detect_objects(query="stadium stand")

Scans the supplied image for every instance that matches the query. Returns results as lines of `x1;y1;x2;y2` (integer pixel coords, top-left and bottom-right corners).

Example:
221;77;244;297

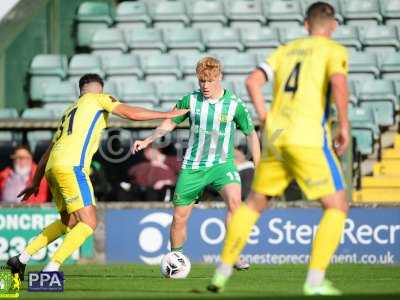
3;0;400;202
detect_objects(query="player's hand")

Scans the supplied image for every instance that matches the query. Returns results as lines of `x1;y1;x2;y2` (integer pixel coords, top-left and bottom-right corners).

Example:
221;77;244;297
164;108;189;119
334;125;350;156
17;185;39;202
132;140;149;154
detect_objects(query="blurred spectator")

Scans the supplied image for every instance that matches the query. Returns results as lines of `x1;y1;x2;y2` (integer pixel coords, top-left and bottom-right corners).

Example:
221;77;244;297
234;146;254;199
122;147;181;201
0;145;49;204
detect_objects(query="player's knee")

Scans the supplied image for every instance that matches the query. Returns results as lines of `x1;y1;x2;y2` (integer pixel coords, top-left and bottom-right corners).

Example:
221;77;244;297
172;212;189;226
227;196;241;212
247;191;269;213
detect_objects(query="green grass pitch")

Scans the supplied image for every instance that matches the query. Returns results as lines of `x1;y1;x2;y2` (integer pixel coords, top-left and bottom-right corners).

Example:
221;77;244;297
19;264;400;300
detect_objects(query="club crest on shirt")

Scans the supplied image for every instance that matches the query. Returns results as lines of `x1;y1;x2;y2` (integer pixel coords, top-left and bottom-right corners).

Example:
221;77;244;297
220;114;230;123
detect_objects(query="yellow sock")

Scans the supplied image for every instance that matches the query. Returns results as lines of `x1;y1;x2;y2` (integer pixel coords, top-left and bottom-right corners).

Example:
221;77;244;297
309;209;346;271
221;204;260;266
25;220;67;256
52;222;93;264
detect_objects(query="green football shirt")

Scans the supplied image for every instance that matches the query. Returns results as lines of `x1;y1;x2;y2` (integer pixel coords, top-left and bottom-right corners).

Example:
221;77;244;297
172;89;254;169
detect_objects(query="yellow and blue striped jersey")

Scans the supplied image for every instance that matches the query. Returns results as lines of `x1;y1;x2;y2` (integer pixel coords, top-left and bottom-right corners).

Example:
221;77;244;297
46;93;120;172
259;36;348;147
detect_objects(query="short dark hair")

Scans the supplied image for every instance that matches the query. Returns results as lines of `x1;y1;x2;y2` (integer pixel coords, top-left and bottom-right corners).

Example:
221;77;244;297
305;1;335;23
78;73;104;90
12;144;32;155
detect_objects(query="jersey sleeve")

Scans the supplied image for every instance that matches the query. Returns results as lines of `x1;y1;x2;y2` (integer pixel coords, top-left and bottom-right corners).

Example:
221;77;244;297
234;101;255;136
172;94;190;125
258;47;282;81
327;45;348;77
96;94;121;112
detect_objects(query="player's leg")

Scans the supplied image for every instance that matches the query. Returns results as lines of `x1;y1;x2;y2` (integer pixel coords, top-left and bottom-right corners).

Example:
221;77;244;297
304;190;348;295
218;183;249;270
6;171;71;280
43;167;97;271
290;146;348;295
170;168;204;252
208;152;290;292
170;204;194;252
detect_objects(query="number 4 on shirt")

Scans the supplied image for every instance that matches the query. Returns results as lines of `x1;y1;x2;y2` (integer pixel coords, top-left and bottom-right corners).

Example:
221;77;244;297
284;62;301;94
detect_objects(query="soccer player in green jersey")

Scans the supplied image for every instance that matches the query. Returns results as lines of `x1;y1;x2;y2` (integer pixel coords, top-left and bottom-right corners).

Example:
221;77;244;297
133;57;261;269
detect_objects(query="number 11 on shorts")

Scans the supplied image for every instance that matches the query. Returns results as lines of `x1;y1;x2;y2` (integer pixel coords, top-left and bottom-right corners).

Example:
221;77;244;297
226;171;240;182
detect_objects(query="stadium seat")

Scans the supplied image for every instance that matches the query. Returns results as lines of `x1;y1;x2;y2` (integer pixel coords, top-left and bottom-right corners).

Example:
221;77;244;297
348;52;380;80
0;132;15;143
302;0;343;23
164;28;205;55
103;80;119;98
141;54;182;82
226;0;266;28
341;0;382;26
150;0;189;29
188;0;228;29
240;27;280;53
233;81;250;101
90;28;128;57
349;106;380;138
0;108;18;119
103;54;144;82
76;2;113;47
115;1;151;29
255;49;276;64
27;131;54;156
219;53;257;81
42;103;71;116
359;25;400;52
157;81;195;102
348;80;359;106
351;127;375;155
357;79;397;126
21;108;56;119
178;53;208;80
118;80;158;105
42;81;77;104
393;79;400;98
126;28;167;57
279;26;308;44
379;0;400;26
379;52;400;79
157;81;195;110
203;28;244;54
29;54;68;100
264;0;304;27
331;25;362;51
68;54;104;84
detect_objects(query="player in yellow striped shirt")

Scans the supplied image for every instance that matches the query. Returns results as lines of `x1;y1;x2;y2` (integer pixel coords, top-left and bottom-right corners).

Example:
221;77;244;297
208;2;350;295
7;74;188;279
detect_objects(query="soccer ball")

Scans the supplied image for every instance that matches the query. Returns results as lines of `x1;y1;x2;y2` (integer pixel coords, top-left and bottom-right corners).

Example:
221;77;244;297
160;252;191;279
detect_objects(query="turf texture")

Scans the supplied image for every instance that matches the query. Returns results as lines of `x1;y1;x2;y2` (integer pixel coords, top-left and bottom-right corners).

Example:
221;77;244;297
18;264;400;300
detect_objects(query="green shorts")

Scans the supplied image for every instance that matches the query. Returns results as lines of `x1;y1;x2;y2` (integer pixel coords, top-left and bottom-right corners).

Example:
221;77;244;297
173;162;241;206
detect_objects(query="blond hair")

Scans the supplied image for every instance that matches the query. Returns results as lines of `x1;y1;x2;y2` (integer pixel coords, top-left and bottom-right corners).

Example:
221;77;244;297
196;57;222;81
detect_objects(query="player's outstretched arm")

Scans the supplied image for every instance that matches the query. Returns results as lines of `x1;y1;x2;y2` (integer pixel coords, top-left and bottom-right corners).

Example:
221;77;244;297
246;131;261;166
112;104;188;121
17;143;53;201
132;118;177;153
246;69;268;124
331;73;350;156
